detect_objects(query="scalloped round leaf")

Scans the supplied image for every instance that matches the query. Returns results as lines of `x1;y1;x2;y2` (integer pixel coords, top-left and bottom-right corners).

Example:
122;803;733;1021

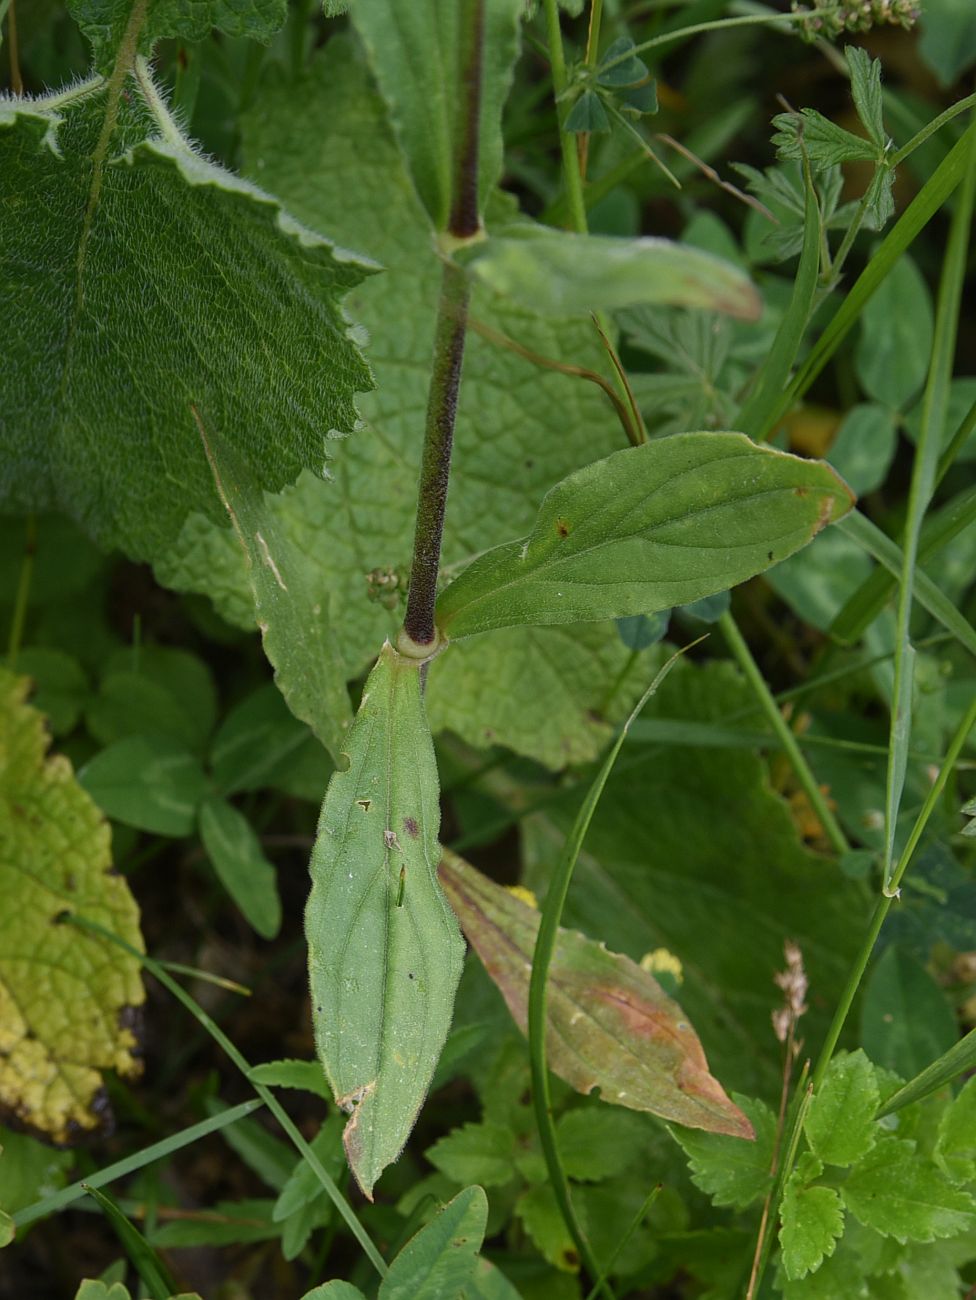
0;77;374;565
0;670;145;1143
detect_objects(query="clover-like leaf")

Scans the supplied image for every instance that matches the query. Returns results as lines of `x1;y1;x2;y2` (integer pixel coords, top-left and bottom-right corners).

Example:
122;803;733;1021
0;670;144;1142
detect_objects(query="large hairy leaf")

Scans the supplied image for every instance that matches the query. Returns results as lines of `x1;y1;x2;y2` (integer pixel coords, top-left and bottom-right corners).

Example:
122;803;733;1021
158;38;655;765
522;660;864;1093
440;852;753;1138
0;73;373;563
436;433;853;639
0;670;144;1142
305;644;464;1198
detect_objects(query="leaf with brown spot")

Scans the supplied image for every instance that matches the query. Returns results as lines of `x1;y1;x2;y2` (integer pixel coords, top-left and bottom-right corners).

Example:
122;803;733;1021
0;670;144;1144
439;851;752;1139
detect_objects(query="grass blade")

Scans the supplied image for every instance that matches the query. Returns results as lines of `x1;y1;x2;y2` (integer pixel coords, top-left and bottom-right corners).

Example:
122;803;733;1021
84;1183;178;1300
878;1027;976;1116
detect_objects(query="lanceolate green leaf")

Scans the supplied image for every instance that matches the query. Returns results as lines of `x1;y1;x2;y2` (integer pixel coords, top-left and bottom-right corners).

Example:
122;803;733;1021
460;228;760;319
379;1186;487;1300
436;432;853;639
350;0;522;231
305;644;464;1198
0;72;374;564
439;852;753;1139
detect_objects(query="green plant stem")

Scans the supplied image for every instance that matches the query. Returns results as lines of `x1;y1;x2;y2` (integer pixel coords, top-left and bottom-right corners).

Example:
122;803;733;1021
14;1099;263;1228
5;0;21;93
882;121;976;893
718;612;850;856
890;92;976;168
6;514;35;669
542;0;588;235
600;6;839;71
63;914;388;1278
402;259;471;650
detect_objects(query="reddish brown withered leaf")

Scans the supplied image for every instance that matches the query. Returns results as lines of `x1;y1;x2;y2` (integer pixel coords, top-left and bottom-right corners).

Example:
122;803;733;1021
439;851;753;1141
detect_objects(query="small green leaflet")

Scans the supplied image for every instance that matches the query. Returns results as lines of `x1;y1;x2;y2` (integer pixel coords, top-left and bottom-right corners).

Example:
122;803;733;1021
779;1155;845;1281
804;1050;879;1167
841;1136;975;1243
0;73;374;565
435;432;854;639
671;1095;776;1208
305;644;464;1198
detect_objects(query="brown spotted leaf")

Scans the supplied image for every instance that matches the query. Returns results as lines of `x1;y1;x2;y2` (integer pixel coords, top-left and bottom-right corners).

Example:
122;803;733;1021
0;669;145;1143
439;850;753;1140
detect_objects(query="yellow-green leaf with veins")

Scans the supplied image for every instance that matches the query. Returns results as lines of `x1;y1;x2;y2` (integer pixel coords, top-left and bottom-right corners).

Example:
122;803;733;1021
0;670;144;1143
305;644;464;1198
156;38;659;767
0;69;373;565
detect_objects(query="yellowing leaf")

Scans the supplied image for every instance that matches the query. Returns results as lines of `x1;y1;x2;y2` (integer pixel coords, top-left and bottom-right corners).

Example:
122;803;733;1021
0;670;144;1142
439;851;752;1139
305;645;464;1198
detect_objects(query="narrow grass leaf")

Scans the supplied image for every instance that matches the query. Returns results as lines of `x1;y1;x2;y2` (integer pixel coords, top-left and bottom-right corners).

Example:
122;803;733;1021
879;1027;976;1117
305;643;464;1198
84;1184;177;1300
436;432;852;639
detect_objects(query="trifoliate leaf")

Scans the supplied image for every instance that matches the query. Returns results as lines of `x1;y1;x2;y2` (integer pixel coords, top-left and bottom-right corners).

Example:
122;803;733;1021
440;852;753;1139
68;0;287;73
780;1167;845;1281
0;669;144;1142
805;1050;880;1167
0;71;374;565
425;1121;516;1188
595;36;648;88
379;1186;487;1300
672;1094;775;1208
564;91;611;134
435;432;853;639
159;38;658;765
841;1137;975;1243
350;0;522;232
306;645;464;1198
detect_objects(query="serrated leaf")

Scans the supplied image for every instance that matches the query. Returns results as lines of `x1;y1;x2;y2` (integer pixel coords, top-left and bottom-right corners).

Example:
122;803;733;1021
350;0;522;231
306;644;464;1198
0;77;373;565
805;1050;880;1167
780;1173;845;1281
425;1121;516;1188
198;797;281;939
379;1186;487;1300
160;40;660;765
460;228;760;319
439;852;753;1138
841;1137;975;1243
672;1094;775;1208
435;432;853;640
68;0;286;73
772;109;879;168
935;1076;976;1184
846;46;886;150
516;1182;579;1272
79;734;208;837
0;670;144;1143
555;1107;650;1182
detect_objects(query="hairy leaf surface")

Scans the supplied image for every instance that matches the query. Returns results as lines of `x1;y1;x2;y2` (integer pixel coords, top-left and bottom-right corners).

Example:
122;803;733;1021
436;433;853;638
0;670;144;1142
305;644;464;1198
0;76;373;563
440;852;753;1138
